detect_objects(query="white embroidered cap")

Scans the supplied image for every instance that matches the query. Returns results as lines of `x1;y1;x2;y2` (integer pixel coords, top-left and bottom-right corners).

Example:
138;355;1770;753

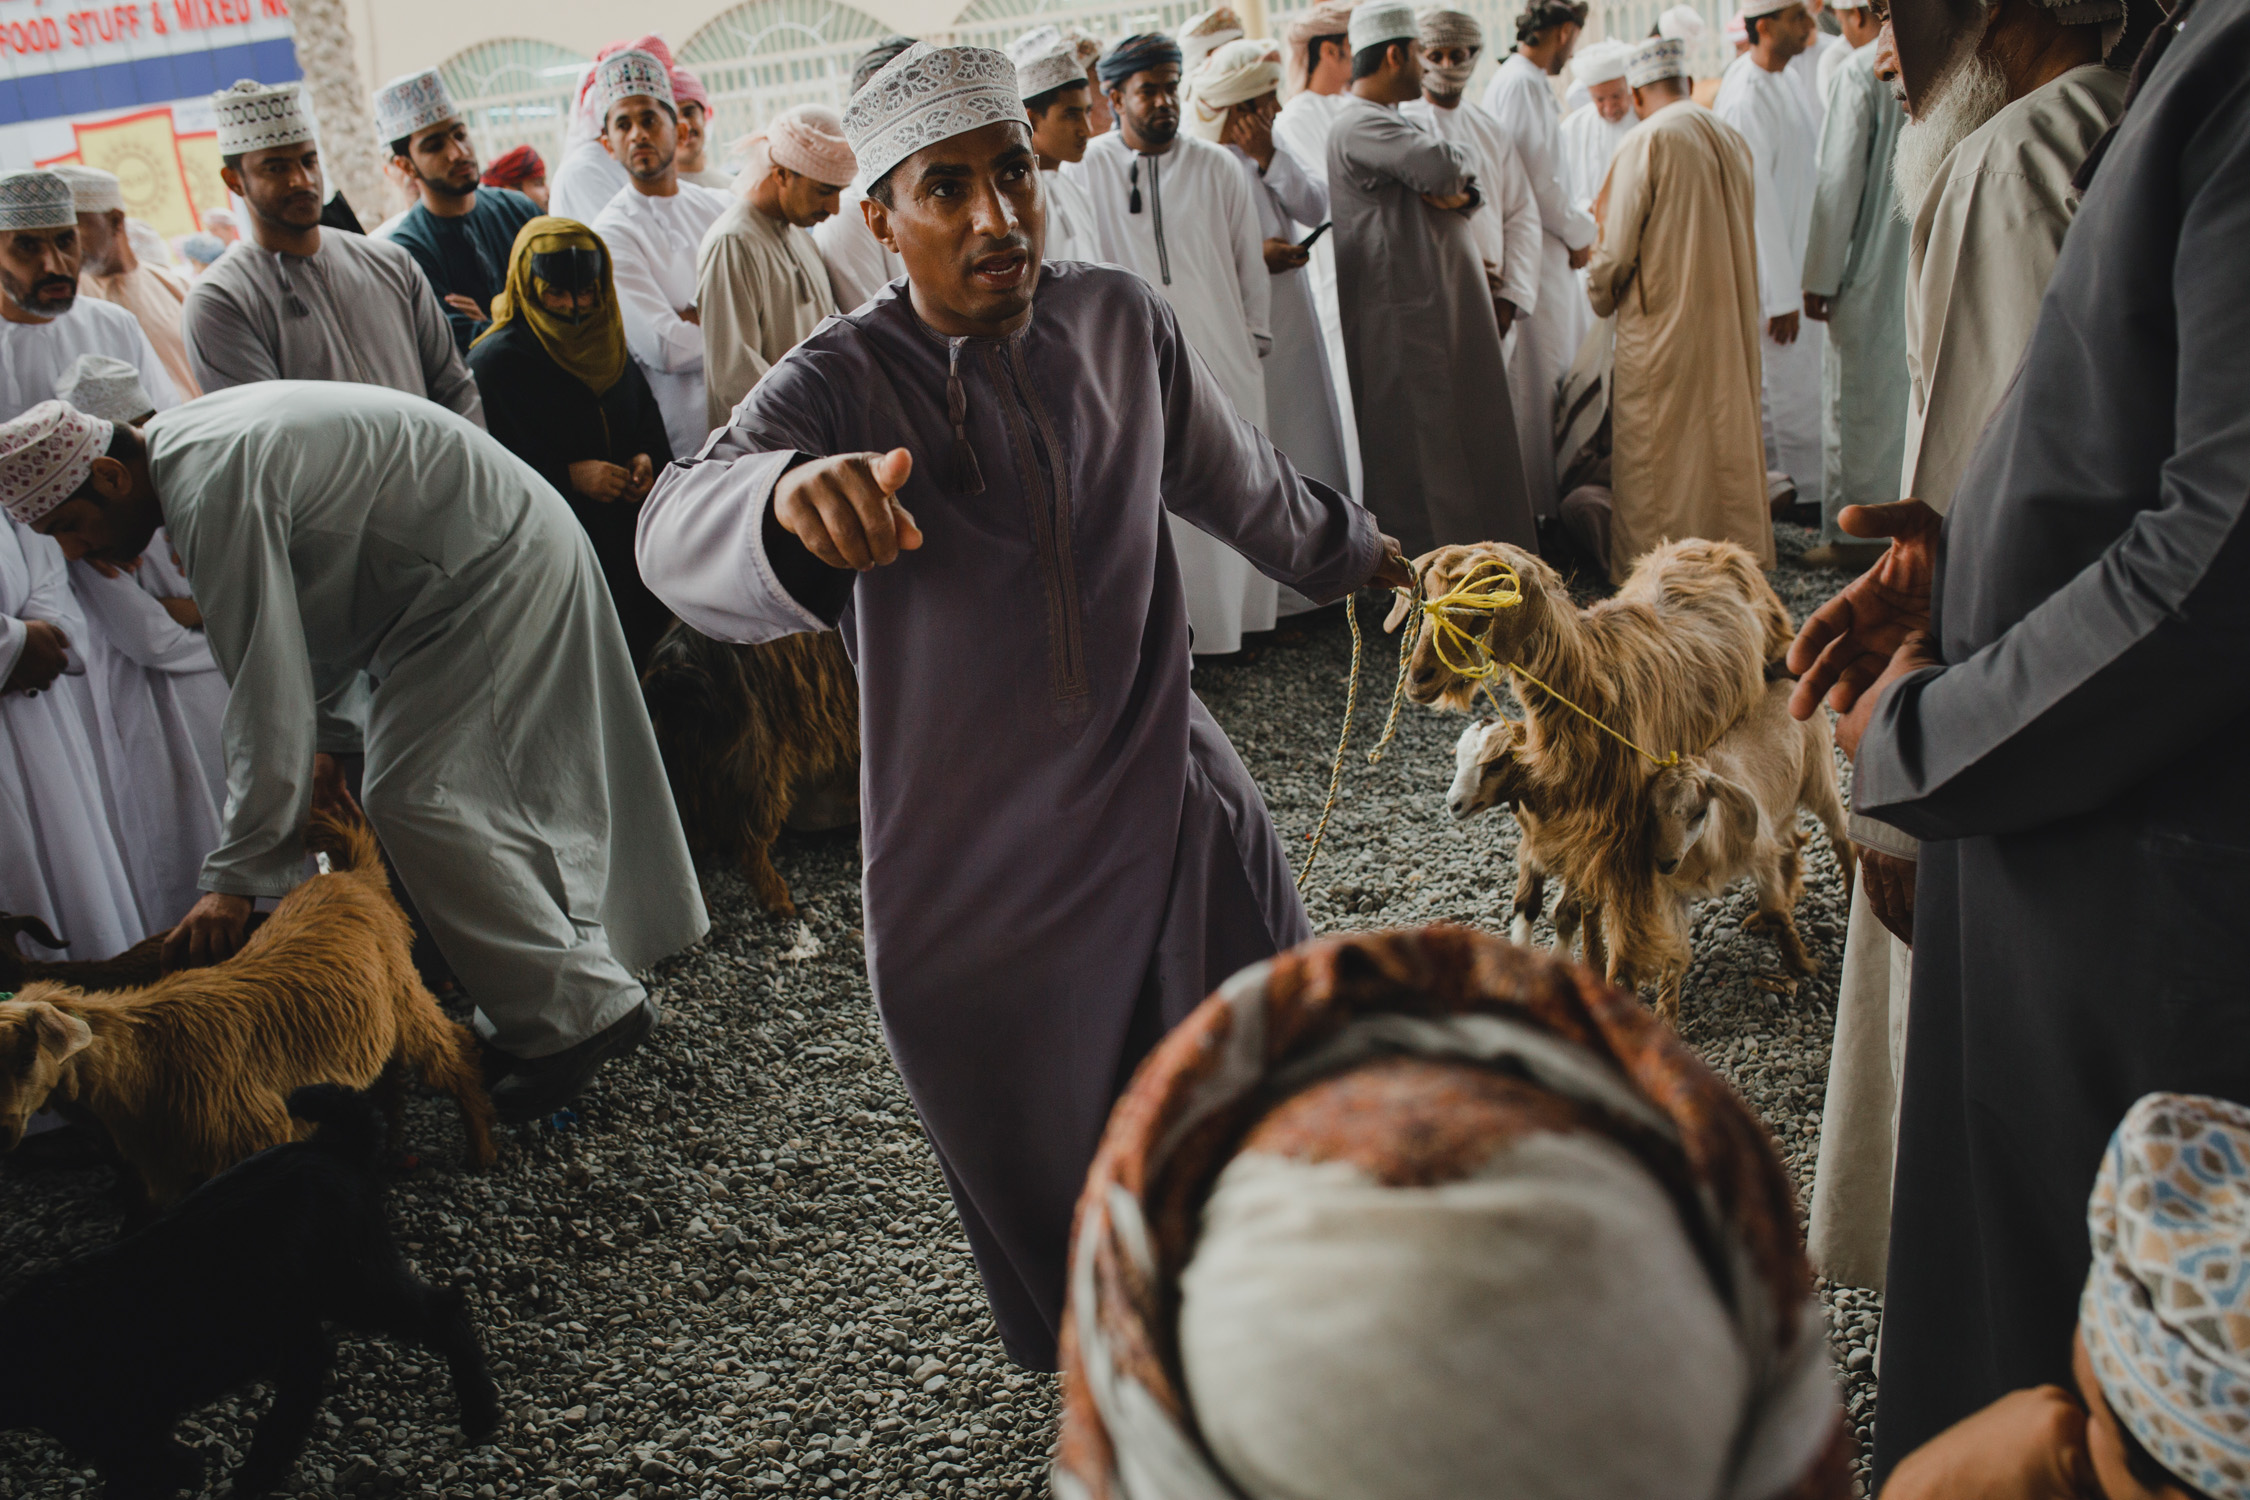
0;170;80;230
1658;3;1711;38
1349;1;1421;55
1626;35;1690;86
212;79;316;155
374;68;459;146
1010;25;1085;100
55;354;155;425
51;164;123;214
843;42;1025;191
1739;0;1803;18
592;49;675;126
1572;37;1635;84
0;400;113;526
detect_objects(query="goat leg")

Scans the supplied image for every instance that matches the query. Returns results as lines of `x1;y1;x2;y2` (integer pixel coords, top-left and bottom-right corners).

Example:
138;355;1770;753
1508;863;1546;949
233;1332;332;1496
93;1427;203;1500
420;1284;501;1439
741;838;798;919
1552;888;1583;960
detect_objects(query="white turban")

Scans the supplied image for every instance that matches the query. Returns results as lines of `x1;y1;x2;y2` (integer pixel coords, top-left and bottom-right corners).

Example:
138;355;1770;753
1179;6;1248;78
1739;0;1804;18
1184;38;1283;142
1658;4;1710;39
1572;37;1635;84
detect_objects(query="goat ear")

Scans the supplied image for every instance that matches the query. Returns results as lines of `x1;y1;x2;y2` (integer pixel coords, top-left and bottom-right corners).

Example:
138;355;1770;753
26;1002;92;1064
1382;590;1417;633
0;913;65;953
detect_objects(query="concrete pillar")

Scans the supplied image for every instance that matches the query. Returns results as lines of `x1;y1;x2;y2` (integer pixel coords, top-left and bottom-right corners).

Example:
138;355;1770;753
291;0;388;225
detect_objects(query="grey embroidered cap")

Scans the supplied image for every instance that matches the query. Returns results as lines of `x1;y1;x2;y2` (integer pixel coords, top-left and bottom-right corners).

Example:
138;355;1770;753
0;170;78;231
843;42;1026;191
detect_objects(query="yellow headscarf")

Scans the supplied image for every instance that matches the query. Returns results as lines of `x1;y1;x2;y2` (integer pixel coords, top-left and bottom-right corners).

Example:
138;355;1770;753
478;216;629;396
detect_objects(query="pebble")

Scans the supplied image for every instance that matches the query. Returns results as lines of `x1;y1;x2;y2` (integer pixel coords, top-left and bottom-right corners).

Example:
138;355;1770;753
0;523;1877;1497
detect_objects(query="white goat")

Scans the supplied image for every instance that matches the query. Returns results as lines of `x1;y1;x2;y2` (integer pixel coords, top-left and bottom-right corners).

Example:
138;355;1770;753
1447;718;1599;965
1614;681;1853;1019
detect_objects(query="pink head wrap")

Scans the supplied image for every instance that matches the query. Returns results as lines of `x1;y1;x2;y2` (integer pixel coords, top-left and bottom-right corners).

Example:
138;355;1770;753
0;400;113;525
747;104;857;188
670;64;710;110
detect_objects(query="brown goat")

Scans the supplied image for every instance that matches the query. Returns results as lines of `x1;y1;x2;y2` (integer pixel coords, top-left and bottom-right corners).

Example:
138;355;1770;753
1445;717;1602;968
0;811;496;1206
0;912;274;994
640;623;860;917
0;915;165;994
1389;539;1796;1016
1613;681;1854;1019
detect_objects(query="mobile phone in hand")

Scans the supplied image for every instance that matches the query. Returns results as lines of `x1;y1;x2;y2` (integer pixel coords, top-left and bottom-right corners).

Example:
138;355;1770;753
1297;221;1332;249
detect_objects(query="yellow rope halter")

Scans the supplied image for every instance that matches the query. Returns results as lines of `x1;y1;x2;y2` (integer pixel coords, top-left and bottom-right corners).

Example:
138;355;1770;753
1294;557;1678;891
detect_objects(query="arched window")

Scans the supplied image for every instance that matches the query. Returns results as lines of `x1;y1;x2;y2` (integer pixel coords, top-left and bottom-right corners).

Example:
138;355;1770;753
438;38;591;176
680;0;895;157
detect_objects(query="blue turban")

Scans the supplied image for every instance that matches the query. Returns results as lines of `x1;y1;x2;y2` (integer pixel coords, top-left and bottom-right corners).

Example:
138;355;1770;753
1097;32;1185;86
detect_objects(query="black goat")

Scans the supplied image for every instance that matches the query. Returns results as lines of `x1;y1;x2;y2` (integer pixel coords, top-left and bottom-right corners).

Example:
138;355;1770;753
0;1084;500;1497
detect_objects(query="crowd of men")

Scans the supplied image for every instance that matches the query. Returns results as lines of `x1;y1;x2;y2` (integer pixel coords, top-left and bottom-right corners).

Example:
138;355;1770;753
2;0;2247;1493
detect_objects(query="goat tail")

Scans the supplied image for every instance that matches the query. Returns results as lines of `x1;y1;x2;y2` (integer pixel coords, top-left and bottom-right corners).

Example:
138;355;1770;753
287;1083;389;1169
305;806;392;897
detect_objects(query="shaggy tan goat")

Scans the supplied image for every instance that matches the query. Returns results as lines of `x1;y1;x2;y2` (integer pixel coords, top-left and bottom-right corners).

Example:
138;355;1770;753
1389;539;1795;991
1607;681;1854;1020
1445;718;1600;966
0;811;496;1206
641;623;859;917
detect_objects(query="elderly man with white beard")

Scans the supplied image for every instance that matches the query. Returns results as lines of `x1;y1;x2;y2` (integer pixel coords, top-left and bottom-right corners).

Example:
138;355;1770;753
1801;0;2138;1325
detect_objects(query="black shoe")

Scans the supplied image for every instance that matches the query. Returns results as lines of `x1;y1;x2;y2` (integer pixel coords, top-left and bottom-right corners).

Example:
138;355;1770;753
488;1000;659;1124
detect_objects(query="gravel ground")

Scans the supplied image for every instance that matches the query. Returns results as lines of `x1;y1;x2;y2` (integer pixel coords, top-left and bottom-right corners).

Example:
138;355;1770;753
0;521;1878;1499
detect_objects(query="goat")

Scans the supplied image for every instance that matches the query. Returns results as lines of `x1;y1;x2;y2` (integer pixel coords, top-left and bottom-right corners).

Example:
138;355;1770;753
1609;681;1854;1020
0;912;270;994
0;1083;500;1499
1446;718;1601;966
640;622;860;917
1389;539;1795;998
0;810;496;1207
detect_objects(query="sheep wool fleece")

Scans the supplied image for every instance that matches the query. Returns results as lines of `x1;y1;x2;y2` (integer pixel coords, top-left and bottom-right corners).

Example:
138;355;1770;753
147;382;710;1059
635;262;1382;1369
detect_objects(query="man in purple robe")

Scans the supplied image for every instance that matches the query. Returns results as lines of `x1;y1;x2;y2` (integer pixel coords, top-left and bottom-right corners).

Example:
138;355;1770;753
635;41;1408;1370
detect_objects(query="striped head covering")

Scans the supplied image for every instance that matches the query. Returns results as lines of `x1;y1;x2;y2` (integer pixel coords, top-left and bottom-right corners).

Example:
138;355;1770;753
2082;1092;2250;1500
1055;927;1850;1500
1096;32;1184;87
0;401;113;525
1184;39;1283;141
